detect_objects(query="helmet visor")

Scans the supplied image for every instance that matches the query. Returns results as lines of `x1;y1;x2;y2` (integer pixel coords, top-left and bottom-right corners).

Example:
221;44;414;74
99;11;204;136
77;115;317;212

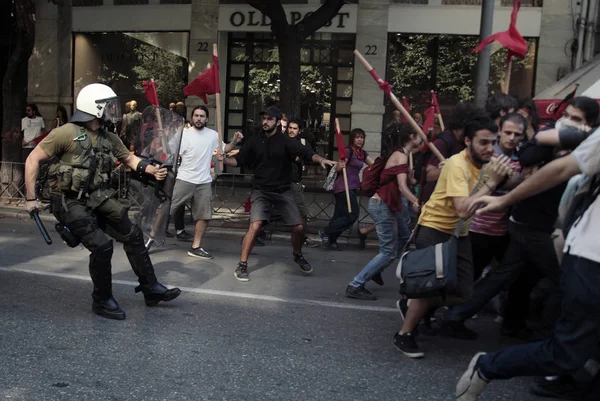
100;98;122;124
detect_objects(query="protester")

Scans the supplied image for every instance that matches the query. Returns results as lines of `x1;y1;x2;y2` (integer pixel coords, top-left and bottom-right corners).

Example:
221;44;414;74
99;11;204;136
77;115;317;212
345;123;422;300
517;98;540;140
456;123;600;401
50;106;68;131
394;108;512;358
438;96;600;342
287;118;318;248
22;103;45;162
467;113;526;282
223;106;335;281
319;128;374;250
419;103;472;204
146;105;240;259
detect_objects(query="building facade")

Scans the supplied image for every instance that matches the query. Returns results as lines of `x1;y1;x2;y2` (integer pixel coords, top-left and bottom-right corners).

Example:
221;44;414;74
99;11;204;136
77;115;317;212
28;0;595;180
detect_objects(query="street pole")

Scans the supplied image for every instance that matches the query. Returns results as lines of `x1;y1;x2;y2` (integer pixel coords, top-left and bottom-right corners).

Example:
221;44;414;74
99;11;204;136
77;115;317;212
474;0;495;108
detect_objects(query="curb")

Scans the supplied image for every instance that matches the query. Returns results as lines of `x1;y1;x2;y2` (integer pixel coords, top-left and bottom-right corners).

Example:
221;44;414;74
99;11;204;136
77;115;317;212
0;207;379;250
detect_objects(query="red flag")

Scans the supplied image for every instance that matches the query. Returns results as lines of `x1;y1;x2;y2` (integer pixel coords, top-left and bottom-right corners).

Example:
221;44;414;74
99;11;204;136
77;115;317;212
402;97;410;122
422;106;435;135
473;0;528;60
33;130;50;145
184;55;220;104
335;124;347;161
431;91;441;116
142;80;159;106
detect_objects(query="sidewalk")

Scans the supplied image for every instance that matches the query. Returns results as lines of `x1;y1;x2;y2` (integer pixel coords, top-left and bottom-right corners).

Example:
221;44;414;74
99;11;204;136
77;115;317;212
0;203;380;249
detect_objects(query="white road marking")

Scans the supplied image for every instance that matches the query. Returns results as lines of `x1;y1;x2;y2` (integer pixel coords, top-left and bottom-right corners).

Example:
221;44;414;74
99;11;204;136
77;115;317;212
0;266;400;314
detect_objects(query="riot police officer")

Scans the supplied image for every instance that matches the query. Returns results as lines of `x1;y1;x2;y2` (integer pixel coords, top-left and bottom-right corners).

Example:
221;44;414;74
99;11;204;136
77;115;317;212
24;83;181;320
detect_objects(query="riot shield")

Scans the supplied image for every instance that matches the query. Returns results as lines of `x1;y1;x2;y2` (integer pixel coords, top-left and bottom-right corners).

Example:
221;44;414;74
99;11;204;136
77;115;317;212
130;106;184;248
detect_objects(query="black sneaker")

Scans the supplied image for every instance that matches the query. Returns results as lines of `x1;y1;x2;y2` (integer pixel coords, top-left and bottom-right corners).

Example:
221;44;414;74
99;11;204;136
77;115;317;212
439;320;478;341
188;247;213;260
165;231;174;238
303;237;319;248
234;262;249;282
371;272;384;286
345;285;377;300
393;332;424;358
177;230;194;242
293;253;313;274
396;297;409;321
530;376;586;400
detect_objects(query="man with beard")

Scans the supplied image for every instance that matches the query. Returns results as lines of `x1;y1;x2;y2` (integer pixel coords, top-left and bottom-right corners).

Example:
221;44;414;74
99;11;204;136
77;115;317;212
149;105;240;259
394;109;512;358
223;106;335;281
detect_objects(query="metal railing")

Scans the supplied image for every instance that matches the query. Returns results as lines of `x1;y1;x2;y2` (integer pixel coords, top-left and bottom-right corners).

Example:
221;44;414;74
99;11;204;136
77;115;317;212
0;162;374;241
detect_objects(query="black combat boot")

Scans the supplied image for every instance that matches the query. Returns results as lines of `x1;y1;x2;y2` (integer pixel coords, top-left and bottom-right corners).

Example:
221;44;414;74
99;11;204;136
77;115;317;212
124;226;182;307
89;241;126;320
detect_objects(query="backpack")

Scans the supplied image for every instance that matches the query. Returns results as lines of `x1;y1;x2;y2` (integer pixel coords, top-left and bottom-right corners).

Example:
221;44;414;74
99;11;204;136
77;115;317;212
562;173;600;237
322;147;355;192
360;156;392;197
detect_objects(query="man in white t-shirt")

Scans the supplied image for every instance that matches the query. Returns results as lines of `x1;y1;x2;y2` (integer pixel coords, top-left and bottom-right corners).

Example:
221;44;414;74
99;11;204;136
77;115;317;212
167;105;241;259
21;103;45;161
455;125;600;401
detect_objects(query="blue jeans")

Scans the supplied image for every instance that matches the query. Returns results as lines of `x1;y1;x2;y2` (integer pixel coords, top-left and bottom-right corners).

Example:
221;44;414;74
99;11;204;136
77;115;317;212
325;190;359;243
477;254;600;380
349;198;398;288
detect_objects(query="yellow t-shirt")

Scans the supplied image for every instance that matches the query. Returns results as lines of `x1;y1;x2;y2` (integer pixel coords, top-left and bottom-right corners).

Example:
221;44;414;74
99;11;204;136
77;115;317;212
418;149;482;236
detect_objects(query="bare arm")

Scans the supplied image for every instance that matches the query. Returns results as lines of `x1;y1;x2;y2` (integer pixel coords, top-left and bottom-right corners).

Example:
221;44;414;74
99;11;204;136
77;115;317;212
223;157;238;167
365;156;374;166
426;164;441;182
452;185;496;220
25;146;51;201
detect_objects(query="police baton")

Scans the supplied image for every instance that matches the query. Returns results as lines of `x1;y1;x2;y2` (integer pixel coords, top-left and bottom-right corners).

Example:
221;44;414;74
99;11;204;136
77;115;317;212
29;208;53;245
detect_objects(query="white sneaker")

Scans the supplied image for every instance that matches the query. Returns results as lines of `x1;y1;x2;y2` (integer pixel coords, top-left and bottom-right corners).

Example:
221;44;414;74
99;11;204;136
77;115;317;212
456;352;489;400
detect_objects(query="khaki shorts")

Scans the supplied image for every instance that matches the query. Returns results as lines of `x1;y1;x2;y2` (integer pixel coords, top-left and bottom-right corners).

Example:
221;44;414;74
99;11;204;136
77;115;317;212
170;179;212;221
291;182;308;218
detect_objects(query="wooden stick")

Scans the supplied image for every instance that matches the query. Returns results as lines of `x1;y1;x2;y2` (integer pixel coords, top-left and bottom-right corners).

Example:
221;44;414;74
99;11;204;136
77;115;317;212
353;50;446;162
503;58;513;95
335;118;352;213
409;152;414;170
213;44;224;172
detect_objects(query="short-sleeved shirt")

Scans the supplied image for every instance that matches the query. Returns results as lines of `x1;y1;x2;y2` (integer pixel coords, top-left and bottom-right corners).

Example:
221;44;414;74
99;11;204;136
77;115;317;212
563;129;600;263
176;126;220;185
38;123;130;161
418;150;482;236
22;116;45;148
469;145;521;236
332;146;368;193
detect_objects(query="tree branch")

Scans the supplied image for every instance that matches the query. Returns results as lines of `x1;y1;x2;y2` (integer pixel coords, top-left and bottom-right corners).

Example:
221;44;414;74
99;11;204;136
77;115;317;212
296;0;346;40
247;0;289;38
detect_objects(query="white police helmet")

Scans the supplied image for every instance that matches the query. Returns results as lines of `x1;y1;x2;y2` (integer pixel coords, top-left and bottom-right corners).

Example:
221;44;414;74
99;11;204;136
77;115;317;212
70;83;121;124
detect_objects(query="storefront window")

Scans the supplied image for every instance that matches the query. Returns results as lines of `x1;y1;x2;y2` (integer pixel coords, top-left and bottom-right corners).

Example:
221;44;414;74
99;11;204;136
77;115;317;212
385;33;537;124
225;32;355;188
73;32;189;112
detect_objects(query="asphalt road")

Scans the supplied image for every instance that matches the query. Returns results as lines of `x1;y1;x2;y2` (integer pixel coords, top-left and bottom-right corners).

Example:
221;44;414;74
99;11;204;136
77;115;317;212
0;216;552;401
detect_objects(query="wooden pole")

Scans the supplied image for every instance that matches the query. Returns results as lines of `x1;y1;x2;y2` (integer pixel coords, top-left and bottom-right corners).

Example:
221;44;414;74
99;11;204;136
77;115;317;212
409;152;414;171
354;50;446;162
335;118;352;213
503;57;513;95
151;78;167;158
213;44;224;172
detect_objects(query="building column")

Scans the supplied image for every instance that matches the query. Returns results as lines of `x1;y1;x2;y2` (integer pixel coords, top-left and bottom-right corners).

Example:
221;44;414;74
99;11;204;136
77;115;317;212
534;1;574;94
28;0;73;127
187;0;221;130
350;0;389;158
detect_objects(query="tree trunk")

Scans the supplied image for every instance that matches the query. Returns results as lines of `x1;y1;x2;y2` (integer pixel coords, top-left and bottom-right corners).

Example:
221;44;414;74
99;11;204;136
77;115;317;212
1;0;35;198
277;38;302;118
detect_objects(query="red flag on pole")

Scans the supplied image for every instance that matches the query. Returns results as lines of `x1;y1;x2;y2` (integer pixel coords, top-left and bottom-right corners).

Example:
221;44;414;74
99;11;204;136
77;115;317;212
401;97;410;122
142;79;159;106
472;0;528;60
431;91;441;116
184;55;221;104
553;85;578;121
422;106;435;135
335;122;348;161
